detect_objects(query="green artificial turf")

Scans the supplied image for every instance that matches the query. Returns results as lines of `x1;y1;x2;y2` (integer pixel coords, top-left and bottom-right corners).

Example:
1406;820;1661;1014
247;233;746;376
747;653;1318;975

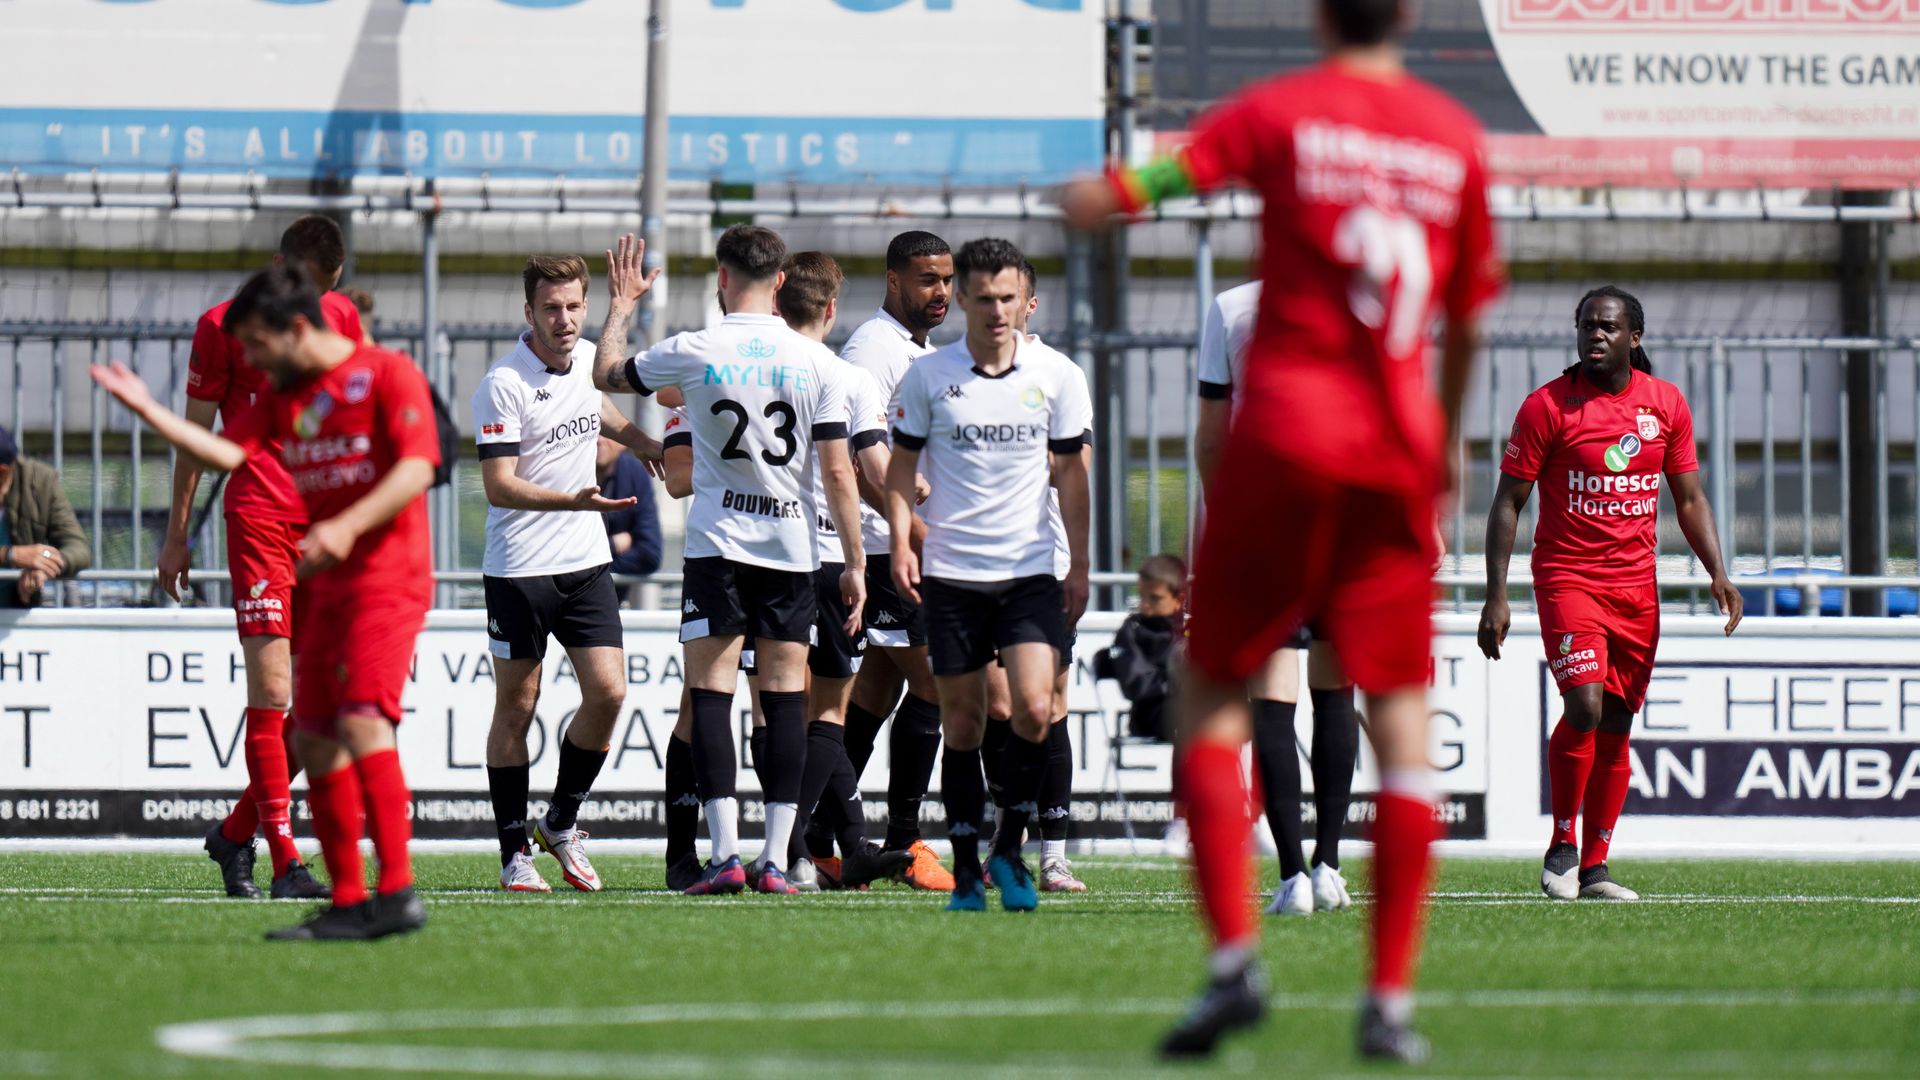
0;853;1914;1078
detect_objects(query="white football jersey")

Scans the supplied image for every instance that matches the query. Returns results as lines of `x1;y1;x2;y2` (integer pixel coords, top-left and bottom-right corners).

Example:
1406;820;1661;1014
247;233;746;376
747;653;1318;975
892;336;1093;582
1196;281;1261;403
626;313;849;572
473;333;614;578
1029;335;1081;580
814;363;888;567
841;308;935;556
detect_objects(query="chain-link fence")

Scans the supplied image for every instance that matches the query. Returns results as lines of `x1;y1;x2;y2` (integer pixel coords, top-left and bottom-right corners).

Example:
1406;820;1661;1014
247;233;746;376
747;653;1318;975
2;175;1915;615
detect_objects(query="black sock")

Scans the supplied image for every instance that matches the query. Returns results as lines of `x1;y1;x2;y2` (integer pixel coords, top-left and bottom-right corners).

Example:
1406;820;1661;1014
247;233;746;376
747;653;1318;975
884;694;942;850
487;764;531;866
828;747;868;859
941;746;985;879
758;691;807;805
1309;686;1360;871
981;716;1012;809
794;721;846;866
547;734;608;832
995;730;1047;859
688;688;737;803
844;701;890;778
748;726;768;793
1040;719;1072;842
1252;698;1307;880
665;734;698;864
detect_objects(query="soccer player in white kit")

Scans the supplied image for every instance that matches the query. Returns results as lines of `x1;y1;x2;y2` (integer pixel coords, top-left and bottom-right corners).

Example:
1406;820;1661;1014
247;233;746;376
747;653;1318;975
596;228;867;896
473;255;666;894
834;231;958;891
1195;282;1361;918
885;238;1093;912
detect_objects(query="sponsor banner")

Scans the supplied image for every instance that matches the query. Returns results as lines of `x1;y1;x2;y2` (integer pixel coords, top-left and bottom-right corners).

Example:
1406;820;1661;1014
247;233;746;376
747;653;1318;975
1539;660;1920;818
0;0;1102;183
0;610;1492;841
1485;134;1920;189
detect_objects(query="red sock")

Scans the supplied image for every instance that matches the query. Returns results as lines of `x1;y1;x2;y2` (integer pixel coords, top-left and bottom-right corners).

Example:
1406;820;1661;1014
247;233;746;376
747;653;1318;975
1546;720;1595;849
1582;731;1633;868
241;708;300;878
355;748;414;895
1179;740;1256;951
219;734;262;845
307;764;367;907
1370;777;1439;995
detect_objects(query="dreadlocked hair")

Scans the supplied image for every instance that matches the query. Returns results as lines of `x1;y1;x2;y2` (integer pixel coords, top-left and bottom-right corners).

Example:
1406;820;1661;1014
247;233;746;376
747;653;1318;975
1567;285;1653;376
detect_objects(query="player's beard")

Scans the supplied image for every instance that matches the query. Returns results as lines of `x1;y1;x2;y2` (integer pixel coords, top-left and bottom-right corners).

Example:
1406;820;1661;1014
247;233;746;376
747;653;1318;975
907;297;946;334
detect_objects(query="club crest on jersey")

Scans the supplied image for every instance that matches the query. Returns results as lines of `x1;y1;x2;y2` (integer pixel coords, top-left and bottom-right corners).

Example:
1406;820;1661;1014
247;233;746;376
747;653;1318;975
1558;633;1574;656
1638;414;1660;440
343;369;373;404
294;392;334;439
1020;386;1045;411
736;338;776;360
249;578;269;600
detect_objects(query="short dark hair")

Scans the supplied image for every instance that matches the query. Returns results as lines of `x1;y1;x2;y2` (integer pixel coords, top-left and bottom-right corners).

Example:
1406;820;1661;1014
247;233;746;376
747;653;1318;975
222;264;327;335
278;214;347;277
1137;554;1187;594
777;252;843;329
339;286;375;316
523;254;590;304
953;238;1026;291
715;224;786;282
885;230;951;273
1320;0;1402;46
1020;259;1038;298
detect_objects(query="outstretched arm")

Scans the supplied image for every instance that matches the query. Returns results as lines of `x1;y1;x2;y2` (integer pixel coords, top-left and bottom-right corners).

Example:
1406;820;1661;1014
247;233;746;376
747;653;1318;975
91;362;246;472
1669;470;1743;635
594;233;661;392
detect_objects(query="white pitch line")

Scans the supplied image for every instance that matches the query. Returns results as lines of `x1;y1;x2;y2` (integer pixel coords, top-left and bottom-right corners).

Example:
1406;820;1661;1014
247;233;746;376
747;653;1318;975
153;990;1920;1079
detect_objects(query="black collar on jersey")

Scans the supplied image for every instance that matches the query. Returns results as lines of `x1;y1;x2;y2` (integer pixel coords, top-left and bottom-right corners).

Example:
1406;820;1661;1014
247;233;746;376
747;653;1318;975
970;363;1019;380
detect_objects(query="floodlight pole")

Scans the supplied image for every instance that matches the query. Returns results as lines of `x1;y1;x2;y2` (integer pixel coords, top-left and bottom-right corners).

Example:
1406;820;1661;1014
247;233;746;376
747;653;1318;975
639;0;670;349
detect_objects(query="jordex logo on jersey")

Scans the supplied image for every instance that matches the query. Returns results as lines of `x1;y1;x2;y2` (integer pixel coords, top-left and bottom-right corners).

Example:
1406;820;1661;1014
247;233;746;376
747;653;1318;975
543;413;600;447
949;422;1045;450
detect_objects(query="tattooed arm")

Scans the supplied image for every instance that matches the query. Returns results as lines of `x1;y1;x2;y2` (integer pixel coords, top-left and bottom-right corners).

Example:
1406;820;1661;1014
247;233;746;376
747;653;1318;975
595;232;660;393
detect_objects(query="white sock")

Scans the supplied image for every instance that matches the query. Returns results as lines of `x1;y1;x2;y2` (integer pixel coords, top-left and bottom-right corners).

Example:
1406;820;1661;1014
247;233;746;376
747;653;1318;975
1042;839;1066;864
705;797;739;862
761;801;797;872
1209;941;1254;981
1371;989;1414;1027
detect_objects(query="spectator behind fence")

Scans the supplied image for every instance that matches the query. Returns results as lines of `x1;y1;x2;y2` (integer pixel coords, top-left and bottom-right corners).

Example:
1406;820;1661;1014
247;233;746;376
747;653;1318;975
339;287;378;346
0;425;91;607
596;431;663;589
1095;553;1186;741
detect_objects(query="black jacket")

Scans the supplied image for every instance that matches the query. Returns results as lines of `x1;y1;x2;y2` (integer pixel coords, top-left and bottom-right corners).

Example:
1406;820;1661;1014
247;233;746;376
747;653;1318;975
1096;613;1179;740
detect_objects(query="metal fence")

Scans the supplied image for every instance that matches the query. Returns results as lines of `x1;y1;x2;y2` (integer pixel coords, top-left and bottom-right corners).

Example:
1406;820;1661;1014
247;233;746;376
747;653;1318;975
1;182;1917;615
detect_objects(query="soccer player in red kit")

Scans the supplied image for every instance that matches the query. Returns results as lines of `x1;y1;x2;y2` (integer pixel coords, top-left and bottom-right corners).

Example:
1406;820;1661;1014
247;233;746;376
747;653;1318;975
1479;286;1741;902
162;214;362;901
1063;0;1502;1061
96;265;439;941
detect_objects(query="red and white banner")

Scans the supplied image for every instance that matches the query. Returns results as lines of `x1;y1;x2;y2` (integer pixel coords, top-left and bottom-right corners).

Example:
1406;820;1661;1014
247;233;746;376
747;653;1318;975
1478;0;1920;186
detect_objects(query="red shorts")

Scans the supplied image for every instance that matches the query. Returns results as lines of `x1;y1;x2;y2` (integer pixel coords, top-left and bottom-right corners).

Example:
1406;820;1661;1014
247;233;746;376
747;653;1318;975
226;515;304;641
1186;439;1436;695
1536;582;1660;712
293;579;430;735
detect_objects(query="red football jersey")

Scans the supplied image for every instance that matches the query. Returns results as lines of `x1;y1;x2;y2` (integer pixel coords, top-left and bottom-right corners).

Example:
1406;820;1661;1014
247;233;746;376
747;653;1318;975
227;345;440;592
1501;368;1699;590
1180;62;1504;493
187;291;364;523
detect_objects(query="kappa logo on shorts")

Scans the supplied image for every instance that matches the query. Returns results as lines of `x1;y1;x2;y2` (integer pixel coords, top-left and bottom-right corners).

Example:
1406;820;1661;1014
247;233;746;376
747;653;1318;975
249;578;269;600
683;598;699;614
343;369;373;404
488;617;502;636
1559;632;1574;656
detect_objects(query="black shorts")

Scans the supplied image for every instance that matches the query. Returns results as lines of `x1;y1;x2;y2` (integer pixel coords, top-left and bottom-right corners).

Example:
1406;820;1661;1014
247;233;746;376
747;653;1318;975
863;553;926;649
483;564;623;662
810;563;866;679
680;556;816;645
922;574;1065;677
